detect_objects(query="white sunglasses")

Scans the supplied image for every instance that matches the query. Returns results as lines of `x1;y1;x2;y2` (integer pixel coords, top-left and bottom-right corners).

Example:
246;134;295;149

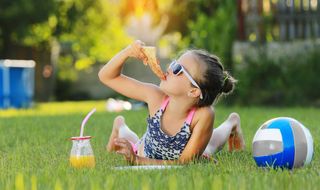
169;60;203;99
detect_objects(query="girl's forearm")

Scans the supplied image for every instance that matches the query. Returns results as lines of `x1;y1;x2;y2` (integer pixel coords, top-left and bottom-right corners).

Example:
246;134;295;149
98;48;130;82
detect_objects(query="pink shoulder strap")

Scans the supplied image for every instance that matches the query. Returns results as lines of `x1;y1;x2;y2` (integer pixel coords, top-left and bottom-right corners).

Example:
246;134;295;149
185;108;196;125
160;97;170;110
160;96;196;125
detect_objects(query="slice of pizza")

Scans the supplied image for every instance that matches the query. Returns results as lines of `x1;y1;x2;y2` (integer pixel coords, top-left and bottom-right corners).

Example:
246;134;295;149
142;46;166;80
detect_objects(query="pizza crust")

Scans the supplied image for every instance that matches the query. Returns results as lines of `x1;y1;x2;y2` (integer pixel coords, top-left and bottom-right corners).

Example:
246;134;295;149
142;46;166;80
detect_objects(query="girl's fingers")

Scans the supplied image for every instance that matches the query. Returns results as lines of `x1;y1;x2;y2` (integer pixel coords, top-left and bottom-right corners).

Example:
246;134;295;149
115;138;129;144
114;138;136;163
116;145;129;156
133;41;143;50
135;50;144;60
128;40;148;62
114;141;128;149
140;52;148;60
137;54;143;60
116;149;132;160
136;40;145;46
114;138;132;150
116;149;127;155
116;150;129;158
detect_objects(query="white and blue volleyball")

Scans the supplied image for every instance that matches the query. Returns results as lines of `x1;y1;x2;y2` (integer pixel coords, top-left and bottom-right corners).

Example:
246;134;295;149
252;117;313;169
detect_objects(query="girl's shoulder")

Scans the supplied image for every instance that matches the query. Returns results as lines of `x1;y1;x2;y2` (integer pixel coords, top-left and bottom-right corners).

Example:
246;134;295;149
190;106;215;130
195;106;215;118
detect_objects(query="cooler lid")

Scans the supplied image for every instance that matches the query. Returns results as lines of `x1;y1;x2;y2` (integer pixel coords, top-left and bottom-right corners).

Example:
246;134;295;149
0;59;36;68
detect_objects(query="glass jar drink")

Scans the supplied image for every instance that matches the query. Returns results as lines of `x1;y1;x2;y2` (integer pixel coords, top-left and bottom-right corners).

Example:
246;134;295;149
69;136;95;168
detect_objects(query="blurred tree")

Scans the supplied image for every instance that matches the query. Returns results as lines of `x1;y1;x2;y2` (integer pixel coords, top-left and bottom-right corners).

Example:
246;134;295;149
54;0;132;100
182;0;237;69
0;0;131;76
55;0;131;81
0;0;55;56
0;0;131;100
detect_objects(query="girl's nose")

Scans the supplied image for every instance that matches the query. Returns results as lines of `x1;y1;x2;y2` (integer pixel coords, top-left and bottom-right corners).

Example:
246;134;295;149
164;68;171;79
166;66;172;74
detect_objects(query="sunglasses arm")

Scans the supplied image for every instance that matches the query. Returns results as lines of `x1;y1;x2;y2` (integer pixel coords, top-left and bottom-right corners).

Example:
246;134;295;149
181;68;203;99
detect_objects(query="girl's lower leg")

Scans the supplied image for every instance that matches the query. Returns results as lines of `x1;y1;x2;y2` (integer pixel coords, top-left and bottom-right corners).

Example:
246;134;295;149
203;112;245;155
106;116;126;152
106;115;140;152
227;113;245;151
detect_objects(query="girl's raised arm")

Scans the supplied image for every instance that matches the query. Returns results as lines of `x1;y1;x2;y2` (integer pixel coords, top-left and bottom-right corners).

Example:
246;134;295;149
98;40;164;104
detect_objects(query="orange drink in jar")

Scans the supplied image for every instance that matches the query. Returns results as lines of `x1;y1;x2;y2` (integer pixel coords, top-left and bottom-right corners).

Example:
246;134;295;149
70;136;95;168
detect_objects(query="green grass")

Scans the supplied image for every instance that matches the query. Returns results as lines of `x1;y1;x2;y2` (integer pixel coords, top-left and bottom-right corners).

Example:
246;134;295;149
0;101;319;190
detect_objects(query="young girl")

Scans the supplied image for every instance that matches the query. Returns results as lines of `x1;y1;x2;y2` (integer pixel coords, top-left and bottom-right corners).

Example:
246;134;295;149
98;40;245;165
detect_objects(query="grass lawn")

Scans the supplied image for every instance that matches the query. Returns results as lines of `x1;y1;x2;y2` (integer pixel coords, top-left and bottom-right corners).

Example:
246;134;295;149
0;101;319;190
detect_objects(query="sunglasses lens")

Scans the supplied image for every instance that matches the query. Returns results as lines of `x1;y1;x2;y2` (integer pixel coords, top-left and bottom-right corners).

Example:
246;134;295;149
172;63;182;75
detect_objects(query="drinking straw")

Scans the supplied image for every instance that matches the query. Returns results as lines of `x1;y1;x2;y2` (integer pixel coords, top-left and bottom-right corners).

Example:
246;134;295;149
80;108;96;137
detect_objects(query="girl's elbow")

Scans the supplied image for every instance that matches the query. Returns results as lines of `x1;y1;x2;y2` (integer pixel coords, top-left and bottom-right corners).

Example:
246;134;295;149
98;70;110;84
98;69;105;81
177;157;192;165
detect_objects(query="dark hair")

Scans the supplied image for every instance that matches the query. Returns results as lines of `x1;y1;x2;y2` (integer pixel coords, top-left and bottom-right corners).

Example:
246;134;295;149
187;49;237;107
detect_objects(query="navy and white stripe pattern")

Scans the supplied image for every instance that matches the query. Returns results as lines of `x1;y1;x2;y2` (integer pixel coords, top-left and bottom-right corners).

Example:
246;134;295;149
143;109;191;160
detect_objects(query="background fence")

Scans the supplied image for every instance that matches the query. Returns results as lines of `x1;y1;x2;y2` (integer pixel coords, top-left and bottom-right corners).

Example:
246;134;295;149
237;0;320;42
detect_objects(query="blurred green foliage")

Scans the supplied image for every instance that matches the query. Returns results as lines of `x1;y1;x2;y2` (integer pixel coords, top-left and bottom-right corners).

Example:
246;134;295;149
56;0;132;81
232;48;320;106
0;0;236;74
0;0;55;49
0;0;131;81
181;0;237;68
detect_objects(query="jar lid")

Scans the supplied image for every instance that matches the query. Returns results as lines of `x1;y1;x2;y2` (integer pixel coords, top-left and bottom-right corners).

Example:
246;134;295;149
70;136;92;140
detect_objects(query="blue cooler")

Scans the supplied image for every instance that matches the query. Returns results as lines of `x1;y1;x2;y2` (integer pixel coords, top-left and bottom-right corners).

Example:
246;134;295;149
0;60;35;109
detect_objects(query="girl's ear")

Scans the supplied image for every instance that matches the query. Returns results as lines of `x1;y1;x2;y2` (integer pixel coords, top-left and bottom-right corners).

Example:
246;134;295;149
188;88;201;98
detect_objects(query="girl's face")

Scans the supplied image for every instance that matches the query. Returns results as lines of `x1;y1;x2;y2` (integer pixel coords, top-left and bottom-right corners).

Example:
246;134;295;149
159;51;206;99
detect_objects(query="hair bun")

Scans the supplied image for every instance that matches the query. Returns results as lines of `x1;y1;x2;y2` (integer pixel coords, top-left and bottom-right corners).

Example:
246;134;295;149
221;71;237;94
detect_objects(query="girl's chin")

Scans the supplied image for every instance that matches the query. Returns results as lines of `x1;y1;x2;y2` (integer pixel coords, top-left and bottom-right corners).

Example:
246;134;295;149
159;82;165;91
159;80;165;87
159;82;168;93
